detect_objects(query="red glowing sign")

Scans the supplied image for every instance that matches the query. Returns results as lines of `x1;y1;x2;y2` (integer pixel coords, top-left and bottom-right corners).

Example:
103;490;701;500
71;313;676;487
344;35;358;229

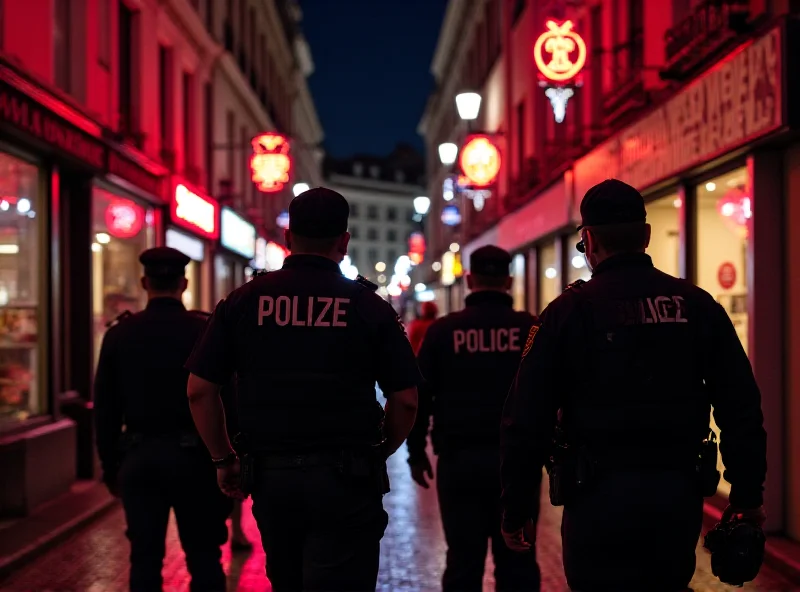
459;135;501;188
170;183;219;239
408;232;426;255
533;20;587;83
105;199;144;239
718;262;737;290
250;133;292;193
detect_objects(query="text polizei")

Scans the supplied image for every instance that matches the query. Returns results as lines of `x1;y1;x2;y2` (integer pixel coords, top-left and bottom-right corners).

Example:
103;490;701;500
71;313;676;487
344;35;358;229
258;296;349;327
453;327;521;354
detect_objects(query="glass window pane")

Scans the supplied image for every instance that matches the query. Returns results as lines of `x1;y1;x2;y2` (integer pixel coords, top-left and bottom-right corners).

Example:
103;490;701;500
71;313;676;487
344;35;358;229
511;254;526;311
538;240;560;313
566;232;592;284
696;165;750;499
215;256;234;303
0;152;42;424
647;194;681;277
92;187;155;369
184;260;200;310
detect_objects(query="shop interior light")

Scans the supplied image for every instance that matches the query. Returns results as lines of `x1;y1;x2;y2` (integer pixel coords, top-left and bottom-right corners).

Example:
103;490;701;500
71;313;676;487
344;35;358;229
387;284;402;297
673;198;682;209
432;261;442;272
96;233;111;244
27;211;36;219
91;243;102;253
545;267;558;279
17;198;31;214
449;242;460;253
455;92;482;121
0;201;9;211
375;261;386;272
292;182;310;197
705;182;716;192
438;143;458;166
0;244;20;254
413;196;431;215
571;255;585;269
415;283;427;292
377;274;387;283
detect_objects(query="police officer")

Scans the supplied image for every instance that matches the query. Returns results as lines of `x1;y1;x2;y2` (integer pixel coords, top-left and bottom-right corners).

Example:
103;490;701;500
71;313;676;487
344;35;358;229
499;179;767;592
94;247;233;592
184;187;421;592
408;245;541;592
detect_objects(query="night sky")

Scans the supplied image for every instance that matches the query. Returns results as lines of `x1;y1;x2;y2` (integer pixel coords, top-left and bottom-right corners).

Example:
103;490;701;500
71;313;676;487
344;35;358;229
299;0;448;159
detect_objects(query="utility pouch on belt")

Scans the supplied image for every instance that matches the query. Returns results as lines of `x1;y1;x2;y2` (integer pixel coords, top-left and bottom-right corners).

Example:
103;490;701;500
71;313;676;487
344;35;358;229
698;429;721;497
547;424;596;506
547;425;571;506
233;433;254;496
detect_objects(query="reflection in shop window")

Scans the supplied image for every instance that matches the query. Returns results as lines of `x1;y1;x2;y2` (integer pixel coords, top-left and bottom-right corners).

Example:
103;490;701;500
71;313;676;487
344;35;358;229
538;240;560;313
92;187;155;369
566;232;592;285
0;153;41;426
696;166;750;499
646;195;681;277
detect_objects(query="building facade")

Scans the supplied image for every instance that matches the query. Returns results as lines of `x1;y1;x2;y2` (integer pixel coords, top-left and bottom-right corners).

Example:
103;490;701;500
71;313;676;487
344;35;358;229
324;145;425;292
420;0;800;540
0;0;323;516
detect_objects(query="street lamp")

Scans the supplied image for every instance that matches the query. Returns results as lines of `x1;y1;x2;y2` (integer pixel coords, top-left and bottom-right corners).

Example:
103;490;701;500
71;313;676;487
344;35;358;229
438;142;458;166
455;92;481;121
413;196;431;216
292;182;310;196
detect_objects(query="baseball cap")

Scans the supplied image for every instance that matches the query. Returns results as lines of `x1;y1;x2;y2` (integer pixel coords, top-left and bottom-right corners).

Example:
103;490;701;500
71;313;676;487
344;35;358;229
577;179;647;231
470;245;512;277
139;247;190;278
288;187;350;238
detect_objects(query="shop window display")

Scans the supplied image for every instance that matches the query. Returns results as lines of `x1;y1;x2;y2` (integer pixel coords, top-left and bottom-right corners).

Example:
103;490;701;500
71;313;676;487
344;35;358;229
538;240;560;313
0;153;42;426
646;195;681;277
511;254;526;311
696;166;750;498
92;187;155;369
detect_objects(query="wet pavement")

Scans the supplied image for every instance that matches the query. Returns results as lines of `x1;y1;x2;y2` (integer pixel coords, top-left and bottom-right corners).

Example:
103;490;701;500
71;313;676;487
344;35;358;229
1;448;796;591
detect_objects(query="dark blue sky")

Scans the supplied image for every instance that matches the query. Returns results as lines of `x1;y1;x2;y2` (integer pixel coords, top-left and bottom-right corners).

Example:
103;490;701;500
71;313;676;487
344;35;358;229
299;0;448;158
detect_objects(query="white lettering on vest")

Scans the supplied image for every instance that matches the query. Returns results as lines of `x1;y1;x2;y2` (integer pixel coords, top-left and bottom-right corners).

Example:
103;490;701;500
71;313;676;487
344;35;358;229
275;296;291;326
453;328;523;354
634;296;689;324
257;296;350;327
258;296;274;325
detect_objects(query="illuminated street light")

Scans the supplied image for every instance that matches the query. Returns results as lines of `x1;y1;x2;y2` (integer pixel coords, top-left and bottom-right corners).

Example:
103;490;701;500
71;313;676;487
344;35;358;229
292;182;310;196
375;261;386;272
413;196;431;216
438;142;458;166
449;242;460;253
455;92;481;121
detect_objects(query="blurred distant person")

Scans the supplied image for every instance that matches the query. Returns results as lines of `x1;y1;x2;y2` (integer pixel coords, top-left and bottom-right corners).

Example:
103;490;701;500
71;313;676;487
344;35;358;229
94;247;232;592
408;301;439;355
408;245;541;592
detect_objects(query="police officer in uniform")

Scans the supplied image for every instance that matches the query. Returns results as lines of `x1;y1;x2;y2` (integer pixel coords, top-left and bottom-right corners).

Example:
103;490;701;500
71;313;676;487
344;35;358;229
499;179;767;591
184;187;421;592
94;247;233;592
408;245;541;592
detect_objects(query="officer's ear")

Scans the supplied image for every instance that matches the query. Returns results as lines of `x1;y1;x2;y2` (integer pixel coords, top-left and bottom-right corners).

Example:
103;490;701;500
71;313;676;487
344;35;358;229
503;276;513;291
643;223;652;249
178;277;188;293
284;229;292;251
141;276;149;291
337;232;350;255
466;273;474;290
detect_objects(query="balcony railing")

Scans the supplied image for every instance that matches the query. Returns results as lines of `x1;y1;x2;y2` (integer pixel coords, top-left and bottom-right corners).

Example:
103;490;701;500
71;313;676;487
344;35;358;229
662;0;750;79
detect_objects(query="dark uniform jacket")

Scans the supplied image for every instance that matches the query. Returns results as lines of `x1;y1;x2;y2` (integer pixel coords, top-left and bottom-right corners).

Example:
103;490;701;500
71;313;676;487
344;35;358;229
500;253;767;529
185;254;421;453
93;298;209;480
408;291;538;461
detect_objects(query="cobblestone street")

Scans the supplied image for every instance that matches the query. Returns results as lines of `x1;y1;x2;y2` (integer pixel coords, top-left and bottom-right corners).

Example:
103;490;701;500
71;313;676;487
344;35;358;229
1;449;796;592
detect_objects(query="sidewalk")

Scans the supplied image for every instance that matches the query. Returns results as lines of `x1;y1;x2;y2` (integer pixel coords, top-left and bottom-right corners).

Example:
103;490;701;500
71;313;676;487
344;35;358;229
0;479;117;579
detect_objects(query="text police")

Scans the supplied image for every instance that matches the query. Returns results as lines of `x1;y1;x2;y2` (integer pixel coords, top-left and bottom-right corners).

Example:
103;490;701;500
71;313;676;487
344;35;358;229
258;295;350;327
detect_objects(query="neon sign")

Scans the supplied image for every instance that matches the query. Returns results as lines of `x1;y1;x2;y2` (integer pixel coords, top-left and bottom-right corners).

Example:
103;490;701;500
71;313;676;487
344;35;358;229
171;183;219;239
533;20;587;83
220;207;256;259
105;199;144;239
459;135;501;188
250;133;292;193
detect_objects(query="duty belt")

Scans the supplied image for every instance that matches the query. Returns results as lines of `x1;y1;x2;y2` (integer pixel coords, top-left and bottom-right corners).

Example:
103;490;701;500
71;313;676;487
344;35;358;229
256;450;346;470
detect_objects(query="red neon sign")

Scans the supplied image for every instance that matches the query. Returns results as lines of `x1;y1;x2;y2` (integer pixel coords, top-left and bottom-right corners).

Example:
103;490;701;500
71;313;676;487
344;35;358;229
105;199;144;239
459;135;501;188
533;20;587;83
170;183;219;239
250;133;292;193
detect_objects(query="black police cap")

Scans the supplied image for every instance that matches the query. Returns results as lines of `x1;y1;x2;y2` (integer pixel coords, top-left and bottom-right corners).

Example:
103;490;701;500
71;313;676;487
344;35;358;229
470;245;512;277
139;246;190;278
288;187;350;238
577;178;647;231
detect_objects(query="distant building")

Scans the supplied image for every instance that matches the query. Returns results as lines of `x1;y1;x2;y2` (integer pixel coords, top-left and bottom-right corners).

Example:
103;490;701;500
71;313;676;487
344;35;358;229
324;145;425;284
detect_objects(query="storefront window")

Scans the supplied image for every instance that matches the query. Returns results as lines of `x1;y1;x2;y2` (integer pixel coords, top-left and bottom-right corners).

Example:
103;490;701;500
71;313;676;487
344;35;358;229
165;228;204;311
538;240;560;313
566;232;592;285
214;255;234;303
647;194;681;277
92;186;155;368
0;152;42;425
696;166;750;498
511;254;526;311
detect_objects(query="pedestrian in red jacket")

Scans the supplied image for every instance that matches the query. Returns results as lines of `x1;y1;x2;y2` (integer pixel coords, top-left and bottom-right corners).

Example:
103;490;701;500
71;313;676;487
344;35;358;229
408;301;439;356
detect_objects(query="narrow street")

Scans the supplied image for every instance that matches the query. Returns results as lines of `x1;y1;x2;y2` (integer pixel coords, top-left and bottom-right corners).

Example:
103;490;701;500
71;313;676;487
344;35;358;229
0;448;795;592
